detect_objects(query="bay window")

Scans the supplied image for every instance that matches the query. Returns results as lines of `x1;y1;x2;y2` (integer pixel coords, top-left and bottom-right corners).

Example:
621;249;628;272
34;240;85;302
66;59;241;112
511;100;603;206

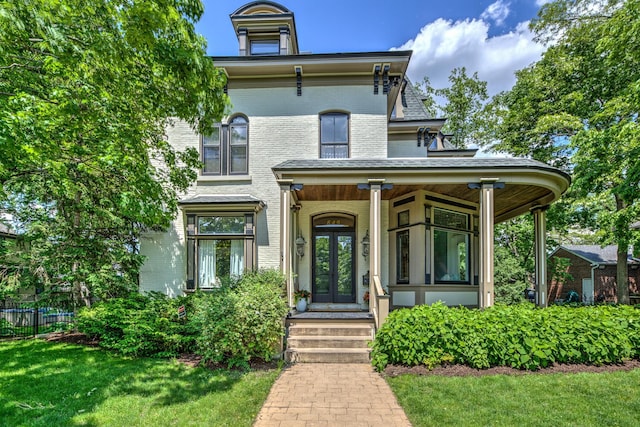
186;213;255;290
430;207;471;284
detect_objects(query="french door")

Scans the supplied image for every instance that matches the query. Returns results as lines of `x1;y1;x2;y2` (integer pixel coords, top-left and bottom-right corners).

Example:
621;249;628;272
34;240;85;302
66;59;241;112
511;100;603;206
312;230;355;303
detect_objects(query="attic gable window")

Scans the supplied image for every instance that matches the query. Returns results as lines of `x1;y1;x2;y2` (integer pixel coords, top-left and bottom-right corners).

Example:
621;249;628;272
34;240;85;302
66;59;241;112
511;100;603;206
320;112;349;159
250;40;279;55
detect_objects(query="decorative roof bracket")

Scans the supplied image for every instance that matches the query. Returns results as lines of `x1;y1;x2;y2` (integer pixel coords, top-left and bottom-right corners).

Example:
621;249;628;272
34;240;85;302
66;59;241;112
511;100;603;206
373;64;381;94
295;66;302;96
382;64;390;94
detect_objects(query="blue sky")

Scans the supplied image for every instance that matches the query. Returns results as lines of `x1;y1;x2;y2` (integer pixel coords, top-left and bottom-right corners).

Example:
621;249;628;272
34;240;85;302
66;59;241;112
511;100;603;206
196;0;551;95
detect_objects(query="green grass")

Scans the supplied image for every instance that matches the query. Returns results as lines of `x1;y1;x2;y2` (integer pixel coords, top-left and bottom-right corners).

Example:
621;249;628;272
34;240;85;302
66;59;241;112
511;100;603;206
388;370;640;427
0;339;280;426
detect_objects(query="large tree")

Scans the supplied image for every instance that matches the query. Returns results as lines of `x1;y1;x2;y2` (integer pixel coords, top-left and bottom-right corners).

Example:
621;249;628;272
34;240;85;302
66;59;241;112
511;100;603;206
0;0;228;305
435;67;489;148
486;0;640;303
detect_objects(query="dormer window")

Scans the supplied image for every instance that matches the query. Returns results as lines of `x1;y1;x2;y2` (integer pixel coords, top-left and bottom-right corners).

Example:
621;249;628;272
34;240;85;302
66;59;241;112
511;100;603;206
250;40;280;55
230;2;299;56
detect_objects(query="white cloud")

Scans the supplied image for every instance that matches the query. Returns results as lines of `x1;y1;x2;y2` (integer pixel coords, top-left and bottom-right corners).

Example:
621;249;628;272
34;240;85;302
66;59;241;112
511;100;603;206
393;18;545;96
536;0;552;5
481;1;510;26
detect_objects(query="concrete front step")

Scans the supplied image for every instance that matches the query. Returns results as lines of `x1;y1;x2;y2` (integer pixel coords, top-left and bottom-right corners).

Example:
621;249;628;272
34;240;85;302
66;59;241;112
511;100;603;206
287;335;371;349
287;323;373;337
285;347;372;363
285;318;375;363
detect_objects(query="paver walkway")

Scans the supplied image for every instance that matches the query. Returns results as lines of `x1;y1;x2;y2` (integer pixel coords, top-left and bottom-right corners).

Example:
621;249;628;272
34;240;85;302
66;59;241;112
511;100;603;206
253;363;412;427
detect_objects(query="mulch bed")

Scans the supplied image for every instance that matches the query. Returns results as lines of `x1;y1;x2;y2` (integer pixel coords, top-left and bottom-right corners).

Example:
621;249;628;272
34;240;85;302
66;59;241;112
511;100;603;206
45;332;640;376
383;359;640;377
46;332;100;347
45;332;278;371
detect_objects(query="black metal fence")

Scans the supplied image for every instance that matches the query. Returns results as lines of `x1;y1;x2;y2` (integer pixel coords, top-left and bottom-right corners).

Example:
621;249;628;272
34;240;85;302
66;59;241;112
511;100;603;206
0;300;75;338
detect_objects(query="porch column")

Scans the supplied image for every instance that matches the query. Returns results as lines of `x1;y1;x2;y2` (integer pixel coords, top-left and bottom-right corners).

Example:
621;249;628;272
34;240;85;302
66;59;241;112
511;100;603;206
478;178;499;308
369;179;384;280
278;180;294;308
533;206;548;307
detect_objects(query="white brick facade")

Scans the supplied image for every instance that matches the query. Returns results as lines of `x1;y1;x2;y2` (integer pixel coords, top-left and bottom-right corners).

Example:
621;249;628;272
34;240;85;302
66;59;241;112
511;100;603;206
139;83;390;296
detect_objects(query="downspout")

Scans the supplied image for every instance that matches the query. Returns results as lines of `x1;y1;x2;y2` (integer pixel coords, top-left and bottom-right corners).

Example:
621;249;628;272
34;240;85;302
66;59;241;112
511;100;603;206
591;263;598;303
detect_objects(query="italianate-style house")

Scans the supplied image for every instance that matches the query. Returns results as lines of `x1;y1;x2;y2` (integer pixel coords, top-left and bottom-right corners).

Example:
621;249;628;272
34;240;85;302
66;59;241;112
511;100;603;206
139;1;570;334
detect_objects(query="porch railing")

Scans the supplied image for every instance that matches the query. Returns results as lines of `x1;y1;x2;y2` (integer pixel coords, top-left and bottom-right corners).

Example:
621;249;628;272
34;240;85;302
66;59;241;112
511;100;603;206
371;275;390;330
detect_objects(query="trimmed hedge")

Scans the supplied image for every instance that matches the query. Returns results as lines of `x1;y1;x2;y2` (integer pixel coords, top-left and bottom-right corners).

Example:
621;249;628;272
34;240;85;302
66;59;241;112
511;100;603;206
371;303;640;371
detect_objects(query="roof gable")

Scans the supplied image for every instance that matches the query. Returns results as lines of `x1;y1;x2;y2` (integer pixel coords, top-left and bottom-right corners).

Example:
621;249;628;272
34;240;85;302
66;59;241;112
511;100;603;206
554;245;639;265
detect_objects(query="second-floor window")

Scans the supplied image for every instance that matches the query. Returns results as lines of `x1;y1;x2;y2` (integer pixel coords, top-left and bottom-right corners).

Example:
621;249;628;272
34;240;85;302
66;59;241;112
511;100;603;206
202;115;248;175
320;112;349;159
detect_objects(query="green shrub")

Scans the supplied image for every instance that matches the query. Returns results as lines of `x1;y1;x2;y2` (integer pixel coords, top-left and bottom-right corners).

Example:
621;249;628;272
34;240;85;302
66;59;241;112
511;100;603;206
0;318;15;337
76;292;197;357
193;269;288;369
371;303;640;371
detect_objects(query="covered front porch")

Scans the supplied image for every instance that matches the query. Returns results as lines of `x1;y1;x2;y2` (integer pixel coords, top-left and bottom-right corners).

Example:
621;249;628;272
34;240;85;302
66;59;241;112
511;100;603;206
273;158;570;329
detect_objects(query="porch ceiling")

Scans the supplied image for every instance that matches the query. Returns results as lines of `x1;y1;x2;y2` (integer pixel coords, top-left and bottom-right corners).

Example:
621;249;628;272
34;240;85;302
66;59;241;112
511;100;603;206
292;183;552;223
272;158;571;223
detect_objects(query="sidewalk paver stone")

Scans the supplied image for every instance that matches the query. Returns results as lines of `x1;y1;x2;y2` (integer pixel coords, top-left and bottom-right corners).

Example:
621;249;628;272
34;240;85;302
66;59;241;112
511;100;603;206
254;363;411;426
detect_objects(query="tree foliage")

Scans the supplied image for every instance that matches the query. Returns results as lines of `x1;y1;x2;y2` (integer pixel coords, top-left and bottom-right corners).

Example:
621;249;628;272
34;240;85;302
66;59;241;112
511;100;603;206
414;68;489;148
486;0;640;303
413;76;439;117
435;67;488;148
0;0;228;304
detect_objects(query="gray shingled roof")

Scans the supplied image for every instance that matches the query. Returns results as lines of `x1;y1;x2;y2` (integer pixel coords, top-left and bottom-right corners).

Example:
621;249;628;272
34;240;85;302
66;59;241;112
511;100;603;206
560;245;639;265
272;157;570;177
398;78;433;121
179;195;264;206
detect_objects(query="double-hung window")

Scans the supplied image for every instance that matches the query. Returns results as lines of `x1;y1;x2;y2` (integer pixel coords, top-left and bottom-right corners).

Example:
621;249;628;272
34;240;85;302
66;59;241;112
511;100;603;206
320;112;349;158
185;213;255;290
431;207;470;283
202;115;248;175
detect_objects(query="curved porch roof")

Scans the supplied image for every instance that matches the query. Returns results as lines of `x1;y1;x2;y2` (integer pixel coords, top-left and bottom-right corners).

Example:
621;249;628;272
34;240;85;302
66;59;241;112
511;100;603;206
272;158;571;223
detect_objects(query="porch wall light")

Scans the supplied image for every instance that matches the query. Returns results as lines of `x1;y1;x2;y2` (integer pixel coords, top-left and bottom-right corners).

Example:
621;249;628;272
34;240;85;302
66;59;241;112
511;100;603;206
295;235;306;257
361;230;370;259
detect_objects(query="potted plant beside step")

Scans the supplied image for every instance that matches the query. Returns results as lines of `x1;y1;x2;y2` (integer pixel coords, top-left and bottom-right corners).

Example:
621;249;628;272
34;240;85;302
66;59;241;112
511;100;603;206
294;289;311;312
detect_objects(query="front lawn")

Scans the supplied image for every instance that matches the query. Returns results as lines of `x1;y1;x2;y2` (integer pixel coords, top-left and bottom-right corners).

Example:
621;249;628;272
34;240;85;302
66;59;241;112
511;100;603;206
388;369;640;426
0;339;279;426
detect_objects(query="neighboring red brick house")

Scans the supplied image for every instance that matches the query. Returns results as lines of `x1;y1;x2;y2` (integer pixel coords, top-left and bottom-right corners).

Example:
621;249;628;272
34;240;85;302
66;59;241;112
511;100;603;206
548;245;640;304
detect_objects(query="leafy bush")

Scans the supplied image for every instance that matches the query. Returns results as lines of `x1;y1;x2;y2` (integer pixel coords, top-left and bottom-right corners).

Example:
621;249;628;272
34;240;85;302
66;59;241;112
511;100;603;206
0;318;15;337
371;303;640;371
76;292;197;357
193;269;288;369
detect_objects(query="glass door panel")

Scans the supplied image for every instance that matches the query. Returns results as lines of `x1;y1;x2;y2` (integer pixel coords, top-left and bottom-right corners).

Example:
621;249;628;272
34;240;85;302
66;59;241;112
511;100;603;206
337;235;353;297
313;235;330;299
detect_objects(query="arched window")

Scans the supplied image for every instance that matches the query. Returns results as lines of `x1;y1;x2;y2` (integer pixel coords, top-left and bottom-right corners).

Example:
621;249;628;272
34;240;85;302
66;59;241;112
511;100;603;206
320;112;349;159
229;116;248;174
202;115;249;175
